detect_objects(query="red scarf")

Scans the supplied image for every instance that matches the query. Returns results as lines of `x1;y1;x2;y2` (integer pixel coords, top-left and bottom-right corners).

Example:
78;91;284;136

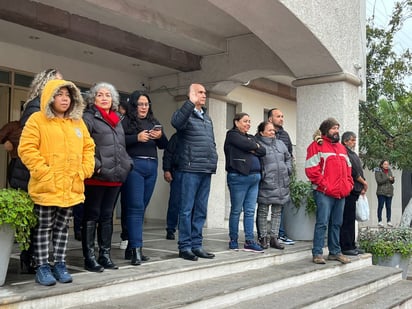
95;105;119;128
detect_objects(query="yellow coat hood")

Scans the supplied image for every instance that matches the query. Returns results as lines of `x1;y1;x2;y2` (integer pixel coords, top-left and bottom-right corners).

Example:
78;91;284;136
41;79;85;120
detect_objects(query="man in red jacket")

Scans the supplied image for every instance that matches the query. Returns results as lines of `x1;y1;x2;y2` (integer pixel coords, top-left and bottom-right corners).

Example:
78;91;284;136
305;118;353;264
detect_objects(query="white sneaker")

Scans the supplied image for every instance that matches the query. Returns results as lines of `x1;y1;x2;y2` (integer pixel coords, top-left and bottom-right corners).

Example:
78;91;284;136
120;240;128;250
387;222;393;227
378;222;384;227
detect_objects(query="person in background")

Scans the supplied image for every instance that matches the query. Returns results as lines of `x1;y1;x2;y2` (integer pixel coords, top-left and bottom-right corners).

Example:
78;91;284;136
163;132;180;240
267;108;295;245
340;131;367;256
18;79;95;286
224;112;266;252
0;120;20;184
117;100;131;250
256;121;292;250
375;160;394;227
9;68;63;274
122;91;168;265
305;117;353;265
171;83;218;261
81;82;133;272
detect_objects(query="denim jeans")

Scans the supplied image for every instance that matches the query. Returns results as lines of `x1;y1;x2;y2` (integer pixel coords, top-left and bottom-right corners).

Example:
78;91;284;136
227;173;261;241
312;190;345;256
176;171;211;251
124;158;158;248
377;195;392;222
166;171;181;233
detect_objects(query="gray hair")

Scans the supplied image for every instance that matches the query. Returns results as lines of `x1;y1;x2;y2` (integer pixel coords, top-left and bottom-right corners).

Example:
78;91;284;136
86;82;119;111
341;131;356;144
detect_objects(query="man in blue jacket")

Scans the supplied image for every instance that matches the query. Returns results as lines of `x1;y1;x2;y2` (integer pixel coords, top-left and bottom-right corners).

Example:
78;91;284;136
171;83;218;261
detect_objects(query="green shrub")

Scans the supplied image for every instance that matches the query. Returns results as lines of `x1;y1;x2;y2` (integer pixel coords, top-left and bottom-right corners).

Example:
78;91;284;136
289;171;316;216
0;188;37;250
359;227;412;261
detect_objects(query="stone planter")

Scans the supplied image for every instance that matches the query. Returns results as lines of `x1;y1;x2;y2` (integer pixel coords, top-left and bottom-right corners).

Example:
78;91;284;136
374;253;410;279
283;201;316;241
0;224;15;286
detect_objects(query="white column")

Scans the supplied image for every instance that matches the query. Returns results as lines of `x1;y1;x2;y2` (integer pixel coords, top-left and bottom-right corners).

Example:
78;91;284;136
295;81;360;180
206;97;227;229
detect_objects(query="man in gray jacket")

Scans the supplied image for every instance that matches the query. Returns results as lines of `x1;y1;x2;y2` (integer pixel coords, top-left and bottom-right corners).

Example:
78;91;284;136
171;83;218;261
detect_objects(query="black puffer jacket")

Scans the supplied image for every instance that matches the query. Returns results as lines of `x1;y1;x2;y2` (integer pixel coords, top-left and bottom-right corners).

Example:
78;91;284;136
171;100;218;173
83;105;133;183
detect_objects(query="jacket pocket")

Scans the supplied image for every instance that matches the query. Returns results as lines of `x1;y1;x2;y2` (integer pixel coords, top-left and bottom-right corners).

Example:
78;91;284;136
72;172;85;194
33;172;56;194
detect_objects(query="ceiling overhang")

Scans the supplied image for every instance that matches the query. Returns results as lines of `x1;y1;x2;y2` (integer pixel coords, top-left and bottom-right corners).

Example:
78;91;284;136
0;0;201;72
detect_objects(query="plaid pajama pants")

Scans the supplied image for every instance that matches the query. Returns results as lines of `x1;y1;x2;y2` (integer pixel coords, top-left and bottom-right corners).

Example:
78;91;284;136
33;204;73;266
256;203;283;238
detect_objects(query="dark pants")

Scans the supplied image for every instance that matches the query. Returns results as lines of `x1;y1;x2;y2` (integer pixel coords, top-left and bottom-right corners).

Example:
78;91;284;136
176;171;211;251
166;172;181;233
119;185;128;241
377;195;392;222
83;185;121;223
340;192;359;251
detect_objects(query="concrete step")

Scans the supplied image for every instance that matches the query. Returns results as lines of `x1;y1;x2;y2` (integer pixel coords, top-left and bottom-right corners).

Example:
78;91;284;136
227;264;403;309
336;280;412;309
0;244;312;308
76;254;373;309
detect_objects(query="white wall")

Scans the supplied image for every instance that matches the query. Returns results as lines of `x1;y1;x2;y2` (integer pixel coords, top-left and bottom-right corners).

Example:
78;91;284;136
359;169;402;228
0;42;146;92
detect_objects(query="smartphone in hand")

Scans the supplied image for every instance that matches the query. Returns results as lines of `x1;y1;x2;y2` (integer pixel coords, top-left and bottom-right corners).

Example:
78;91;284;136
151;124;162;131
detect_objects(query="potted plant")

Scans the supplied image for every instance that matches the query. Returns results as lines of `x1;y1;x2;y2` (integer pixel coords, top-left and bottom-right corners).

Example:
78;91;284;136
0;188;37;285
358;227;412;278
289;174;316;216
283;168;317;240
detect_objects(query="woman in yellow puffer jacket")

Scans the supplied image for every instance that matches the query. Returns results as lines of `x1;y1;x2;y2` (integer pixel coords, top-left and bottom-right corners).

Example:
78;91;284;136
18;79;95;286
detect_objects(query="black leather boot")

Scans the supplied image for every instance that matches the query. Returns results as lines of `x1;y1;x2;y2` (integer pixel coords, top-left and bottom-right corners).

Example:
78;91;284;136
131;248;142;266
140;247;150;261
97;220;118;270
82;221;104;272
270;236;285;250
125;244;132;260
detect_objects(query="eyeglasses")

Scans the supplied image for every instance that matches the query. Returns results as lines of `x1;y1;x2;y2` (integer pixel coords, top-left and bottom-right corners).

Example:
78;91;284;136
137;103;150;107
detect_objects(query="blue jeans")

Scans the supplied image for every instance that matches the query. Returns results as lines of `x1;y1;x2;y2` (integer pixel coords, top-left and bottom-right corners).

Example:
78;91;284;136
176;171;211;251
312;190;345;256
124;158;158;248
166;171;181;233
227;173;261;241
377;195;392;222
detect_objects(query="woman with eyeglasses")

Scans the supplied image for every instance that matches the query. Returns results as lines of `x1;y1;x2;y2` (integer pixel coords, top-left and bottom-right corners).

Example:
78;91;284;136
121;91;168;265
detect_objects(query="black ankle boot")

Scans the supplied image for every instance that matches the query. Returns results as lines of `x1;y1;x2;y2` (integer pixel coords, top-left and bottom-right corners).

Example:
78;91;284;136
140;247;150;261
258;236;269;249
125;246;132;260
270;237;285;250
131;248;142;266
20;250;36;274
